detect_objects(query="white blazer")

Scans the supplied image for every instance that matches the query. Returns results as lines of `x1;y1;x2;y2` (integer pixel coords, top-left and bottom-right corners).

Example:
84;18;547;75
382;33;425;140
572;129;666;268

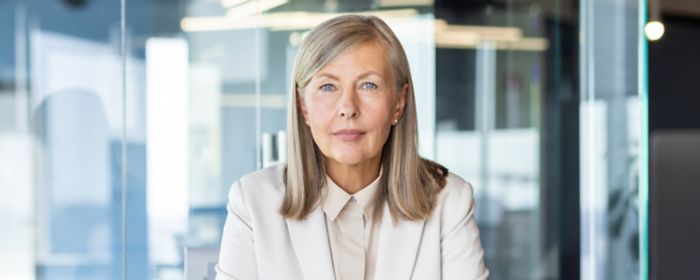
216;163;489;280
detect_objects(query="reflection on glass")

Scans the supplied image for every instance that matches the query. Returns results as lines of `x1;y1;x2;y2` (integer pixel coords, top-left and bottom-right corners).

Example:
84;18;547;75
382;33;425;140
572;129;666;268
0;0;129;279
146;38;190;279
580;0;644;279
435;4;548;279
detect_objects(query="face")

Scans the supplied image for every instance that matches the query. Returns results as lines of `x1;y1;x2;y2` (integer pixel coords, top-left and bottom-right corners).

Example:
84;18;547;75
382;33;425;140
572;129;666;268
299;42;407;169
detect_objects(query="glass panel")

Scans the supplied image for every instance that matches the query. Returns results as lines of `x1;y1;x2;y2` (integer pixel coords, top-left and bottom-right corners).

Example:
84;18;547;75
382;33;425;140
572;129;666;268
434;2;561;279
436;0;644;279
139;0;276;278
0;0;126;279
0;0;648;279
580;0;646;279
136;2;233;279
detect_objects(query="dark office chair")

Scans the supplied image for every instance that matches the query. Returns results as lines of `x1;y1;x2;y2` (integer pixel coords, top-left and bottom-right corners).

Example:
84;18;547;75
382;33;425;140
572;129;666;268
650;130;700;280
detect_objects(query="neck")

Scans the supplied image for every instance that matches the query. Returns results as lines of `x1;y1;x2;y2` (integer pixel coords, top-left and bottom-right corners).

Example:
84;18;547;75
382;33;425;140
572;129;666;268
325;157;381;194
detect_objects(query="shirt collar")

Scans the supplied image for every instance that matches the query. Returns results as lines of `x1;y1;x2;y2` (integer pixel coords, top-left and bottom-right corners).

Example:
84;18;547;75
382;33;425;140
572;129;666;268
321;167;382;222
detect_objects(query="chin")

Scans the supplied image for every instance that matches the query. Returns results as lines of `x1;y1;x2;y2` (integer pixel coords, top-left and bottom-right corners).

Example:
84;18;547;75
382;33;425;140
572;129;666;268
331;156;366;166
329;151;367;166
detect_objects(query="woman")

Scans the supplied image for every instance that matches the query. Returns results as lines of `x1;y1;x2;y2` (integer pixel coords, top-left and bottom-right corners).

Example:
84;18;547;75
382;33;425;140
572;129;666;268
216;15;489;280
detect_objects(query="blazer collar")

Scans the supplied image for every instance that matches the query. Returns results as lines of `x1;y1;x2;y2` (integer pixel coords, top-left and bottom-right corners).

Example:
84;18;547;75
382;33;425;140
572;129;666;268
374;205;426;280
286;202;426;280
286;206;336;280
322;169;383;222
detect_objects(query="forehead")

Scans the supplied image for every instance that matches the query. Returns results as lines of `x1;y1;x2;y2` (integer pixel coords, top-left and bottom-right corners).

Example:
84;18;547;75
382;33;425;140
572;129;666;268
314;41;392;78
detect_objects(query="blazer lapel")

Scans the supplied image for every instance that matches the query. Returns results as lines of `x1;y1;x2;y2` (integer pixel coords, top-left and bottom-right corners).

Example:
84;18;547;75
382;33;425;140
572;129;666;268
286;207;336;280
374;204;427;280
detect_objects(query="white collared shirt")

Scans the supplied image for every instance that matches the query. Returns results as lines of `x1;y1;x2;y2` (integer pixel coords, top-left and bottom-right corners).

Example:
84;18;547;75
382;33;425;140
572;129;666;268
321;171;382;280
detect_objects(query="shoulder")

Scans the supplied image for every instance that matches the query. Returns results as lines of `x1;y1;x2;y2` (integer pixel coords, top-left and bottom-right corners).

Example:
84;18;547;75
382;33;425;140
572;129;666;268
434;172;477;222
235;163;286;190
227;163;286;205
440;172;475;202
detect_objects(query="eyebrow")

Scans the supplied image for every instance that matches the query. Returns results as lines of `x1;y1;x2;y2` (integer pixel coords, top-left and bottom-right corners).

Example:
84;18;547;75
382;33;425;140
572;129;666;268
357;71;383;80
315;73;340;81
314;71;384;81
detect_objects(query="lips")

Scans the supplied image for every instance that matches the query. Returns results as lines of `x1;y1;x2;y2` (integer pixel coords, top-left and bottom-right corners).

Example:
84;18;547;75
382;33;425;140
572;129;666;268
332;129;366;141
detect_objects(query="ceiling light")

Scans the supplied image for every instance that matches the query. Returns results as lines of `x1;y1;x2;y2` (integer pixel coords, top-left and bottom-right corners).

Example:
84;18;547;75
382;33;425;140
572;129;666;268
220;0;248;8
226;0;288;20
644;21;665;41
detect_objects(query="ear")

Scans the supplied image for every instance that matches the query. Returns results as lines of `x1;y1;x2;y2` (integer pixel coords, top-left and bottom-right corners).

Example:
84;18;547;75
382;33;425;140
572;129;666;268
393;83;408;121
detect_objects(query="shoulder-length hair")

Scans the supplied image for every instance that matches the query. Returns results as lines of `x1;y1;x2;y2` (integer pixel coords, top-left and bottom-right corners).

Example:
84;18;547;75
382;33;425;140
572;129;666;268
280;14;447;222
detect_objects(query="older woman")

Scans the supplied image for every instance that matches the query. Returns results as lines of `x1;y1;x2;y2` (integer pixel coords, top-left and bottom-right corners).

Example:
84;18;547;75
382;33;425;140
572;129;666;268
216;15;489;280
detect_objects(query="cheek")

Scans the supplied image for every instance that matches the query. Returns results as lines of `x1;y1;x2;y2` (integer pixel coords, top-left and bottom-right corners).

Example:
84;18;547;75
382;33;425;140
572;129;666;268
303;97;327;118
303;99;334;144
306;103;334;126
368;98;396;125
366;102;395;142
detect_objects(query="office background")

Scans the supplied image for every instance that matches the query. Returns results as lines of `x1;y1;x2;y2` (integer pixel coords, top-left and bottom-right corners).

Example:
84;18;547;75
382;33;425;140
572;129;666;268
0;0;697;279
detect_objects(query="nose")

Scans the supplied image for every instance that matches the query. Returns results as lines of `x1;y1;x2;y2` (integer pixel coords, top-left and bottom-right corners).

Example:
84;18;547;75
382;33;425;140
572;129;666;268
338;88;359;119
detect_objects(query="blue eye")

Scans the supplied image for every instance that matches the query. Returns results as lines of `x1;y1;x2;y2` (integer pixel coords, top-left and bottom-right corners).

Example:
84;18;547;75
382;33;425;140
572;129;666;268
361;82;378;90
320;84;336;92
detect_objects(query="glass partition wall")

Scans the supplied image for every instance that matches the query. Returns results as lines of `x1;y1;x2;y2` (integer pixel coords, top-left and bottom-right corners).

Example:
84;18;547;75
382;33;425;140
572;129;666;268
580;0;648;279
0;0;128;279
0;0;646;279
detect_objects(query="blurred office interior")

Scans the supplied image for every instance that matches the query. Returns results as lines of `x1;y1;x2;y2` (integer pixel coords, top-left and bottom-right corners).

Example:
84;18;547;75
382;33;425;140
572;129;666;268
0;0;697;279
